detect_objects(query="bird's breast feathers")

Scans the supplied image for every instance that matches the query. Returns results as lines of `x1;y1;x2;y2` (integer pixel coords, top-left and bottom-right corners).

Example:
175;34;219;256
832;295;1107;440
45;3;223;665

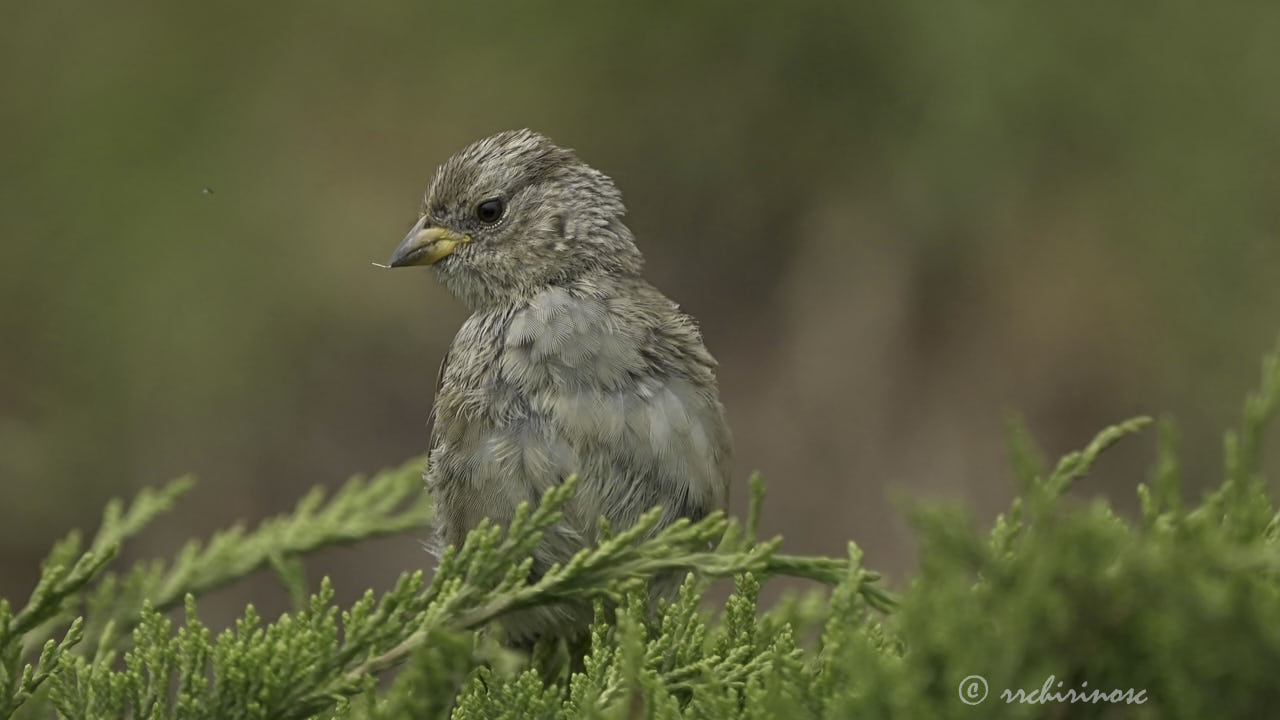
428;282;730;532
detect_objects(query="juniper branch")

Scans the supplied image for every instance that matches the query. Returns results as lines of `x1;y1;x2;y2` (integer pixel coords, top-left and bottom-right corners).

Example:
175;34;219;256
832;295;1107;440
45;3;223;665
82;457;432;652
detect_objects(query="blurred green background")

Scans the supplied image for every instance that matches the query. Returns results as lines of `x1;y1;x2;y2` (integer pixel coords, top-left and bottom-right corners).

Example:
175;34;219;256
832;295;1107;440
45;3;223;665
2;1;1278;618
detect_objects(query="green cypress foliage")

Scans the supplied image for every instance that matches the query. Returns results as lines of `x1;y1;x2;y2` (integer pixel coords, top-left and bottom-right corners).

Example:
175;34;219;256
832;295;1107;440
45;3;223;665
3;340;1279;719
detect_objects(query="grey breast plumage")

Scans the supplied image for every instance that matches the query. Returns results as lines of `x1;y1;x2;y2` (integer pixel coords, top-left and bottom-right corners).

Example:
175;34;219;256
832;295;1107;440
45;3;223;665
426;276;731;641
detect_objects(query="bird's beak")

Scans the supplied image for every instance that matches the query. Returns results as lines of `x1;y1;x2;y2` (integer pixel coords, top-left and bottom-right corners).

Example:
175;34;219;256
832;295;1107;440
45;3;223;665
386;217;471;267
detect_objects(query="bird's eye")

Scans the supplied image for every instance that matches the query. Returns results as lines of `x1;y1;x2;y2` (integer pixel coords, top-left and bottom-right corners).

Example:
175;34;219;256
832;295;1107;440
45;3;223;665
475;198;505;224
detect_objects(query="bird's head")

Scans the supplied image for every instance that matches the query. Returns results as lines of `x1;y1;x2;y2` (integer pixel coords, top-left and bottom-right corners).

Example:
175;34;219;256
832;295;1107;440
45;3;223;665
386;129;643;309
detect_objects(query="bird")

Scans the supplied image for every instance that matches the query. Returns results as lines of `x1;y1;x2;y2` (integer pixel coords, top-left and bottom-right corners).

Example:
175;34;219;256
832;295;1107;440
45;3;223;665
385;129;732;644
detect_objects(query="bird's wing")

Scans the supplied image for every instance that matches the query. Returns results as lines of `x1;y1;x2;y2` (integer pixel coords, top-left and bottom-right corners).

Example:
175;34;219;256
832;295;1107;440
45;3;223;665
511;287;732;535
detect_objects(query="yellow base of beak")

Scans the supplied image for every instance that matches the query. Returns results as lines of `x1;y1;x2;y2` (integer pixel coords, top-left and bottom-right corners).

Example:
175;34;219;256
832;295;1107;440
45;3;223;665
387;224;471;267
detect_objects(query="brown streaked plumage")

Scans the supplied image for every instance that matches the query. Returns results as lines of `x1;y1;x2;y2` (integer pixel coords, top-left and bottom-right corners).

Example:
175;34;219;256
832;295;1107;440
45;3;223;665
387;129;732;643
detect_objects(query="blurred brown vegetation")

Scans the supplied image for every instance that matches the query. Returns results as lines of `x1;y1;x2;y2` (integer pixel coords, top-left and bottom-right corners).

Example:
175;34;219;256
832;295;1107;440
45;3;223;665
2;1;1278;621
